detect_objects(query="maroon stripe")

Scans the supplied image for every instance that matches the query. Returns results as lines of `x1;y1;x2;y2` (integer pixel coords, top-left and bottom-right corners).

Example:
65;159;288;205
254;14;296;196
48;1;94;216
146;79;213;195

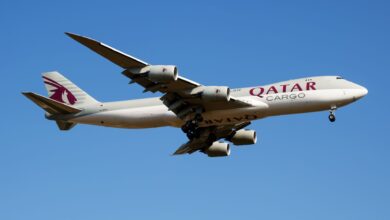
42;76;63;88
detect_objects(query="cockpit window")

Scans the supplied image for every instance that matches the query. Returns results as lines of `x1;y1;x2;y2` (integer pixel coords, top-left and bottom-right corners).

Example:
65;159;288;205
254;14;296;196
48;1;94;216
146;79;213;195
336;76;344;79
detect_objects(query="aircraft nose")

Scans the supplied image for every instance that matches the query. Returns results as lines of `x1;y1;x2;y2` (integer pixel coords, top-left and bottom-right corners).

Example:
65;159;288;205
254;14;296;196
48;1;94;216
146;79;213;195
354;86;368;99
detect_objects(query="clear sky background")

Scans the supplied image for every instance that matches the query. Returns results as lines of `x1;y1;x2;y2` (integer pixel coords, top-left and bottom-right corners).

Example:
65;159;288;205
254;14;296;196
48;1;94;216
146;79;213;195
1;0;389;219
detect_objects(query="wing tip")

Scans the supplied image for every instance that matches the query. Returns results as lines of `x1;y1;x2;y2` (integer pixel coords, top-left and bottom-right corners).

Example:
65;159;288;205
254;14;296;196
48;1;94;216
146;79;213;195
64;32;149;69
65;32;98;45
65;32;81;40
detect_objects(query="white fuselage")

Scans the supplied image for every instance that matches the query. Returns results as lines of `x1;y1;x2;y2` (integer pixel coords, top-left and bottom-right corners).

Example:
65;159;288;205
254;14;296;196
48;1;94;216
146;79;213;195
66;76;367;129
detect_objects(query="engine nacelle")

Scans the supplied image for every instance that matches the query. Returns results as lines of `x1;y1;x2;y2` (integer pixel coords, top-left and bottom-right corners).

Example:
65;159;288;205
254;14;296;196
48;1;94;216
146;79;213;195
230;129;257;145
205;142;231;157
129;65;178;83
201;86;231;102
147;65;178;82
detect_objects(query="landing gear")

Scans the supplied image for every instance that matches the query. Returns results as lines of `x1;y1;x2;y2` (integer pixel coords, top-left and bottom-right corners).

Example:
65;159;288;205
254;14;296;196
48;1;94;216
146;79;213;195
328;114;336;122
328;106;336;122
181;114;203;140
186;128;201;139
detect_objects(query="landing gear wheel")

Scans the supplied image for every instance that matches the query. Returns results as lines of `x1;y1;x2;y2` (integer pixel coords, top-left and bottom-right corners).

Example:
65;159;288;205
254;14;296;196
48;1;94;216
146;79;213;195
186;132;194;140
182;113;203;140
328;114;336;122
328;106;337;123
194;128;201;138
182;119;198;133
181;125;189;133
194;114;203;122
186;128;201;140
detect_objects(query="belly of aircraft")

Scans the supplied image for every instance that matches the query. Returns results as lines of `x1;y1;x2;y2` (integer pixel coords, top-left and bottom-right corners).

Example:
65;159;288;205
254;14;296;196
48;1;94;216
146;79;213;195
72;105;182;128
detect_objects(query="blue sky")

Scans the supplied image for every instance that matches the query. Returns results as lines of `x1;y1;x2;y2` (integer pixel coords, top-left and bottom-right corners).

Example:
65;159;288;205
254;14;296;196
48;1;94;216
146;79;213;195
1;0;389;219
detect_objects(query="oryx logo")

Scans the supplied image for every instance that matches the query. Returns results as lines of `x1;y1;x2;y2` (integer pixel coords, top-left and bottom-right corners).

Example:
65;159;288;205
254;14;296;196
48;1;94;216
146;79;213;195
43;76;77;105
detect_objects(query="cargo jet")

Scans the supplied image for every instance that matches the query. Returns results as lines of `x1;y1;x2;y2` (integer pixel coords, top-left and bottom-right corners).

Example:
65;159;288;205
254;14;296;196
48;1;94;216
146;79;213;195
23;33;368;157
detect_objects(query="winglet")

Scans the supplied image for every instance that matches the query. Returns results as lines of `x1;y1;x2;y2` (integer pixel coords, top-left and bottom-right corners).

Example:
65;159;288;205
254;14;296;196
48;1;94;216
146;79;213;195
65;32;148;69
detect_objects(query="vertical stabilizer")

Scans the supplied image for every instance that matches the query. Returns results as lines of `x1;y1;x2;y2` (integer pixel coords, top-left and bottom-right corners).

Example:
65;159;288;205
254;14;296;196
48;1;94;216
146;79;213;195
42;71;99;108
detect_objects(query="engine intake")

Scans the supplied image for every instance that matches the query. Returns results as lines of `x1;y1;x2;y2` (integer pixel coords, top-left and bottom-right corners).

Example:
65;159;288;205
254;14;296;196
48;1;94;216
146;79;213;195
230;129;257;145
205;141;230;157
201;86;231;102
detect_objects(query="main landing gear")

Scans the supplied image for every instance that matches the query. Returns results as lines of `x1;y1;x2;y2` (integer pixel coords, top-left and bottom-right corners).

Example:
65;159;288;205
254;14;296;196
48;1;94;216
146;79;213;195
182;114;203;140
328;106;336;122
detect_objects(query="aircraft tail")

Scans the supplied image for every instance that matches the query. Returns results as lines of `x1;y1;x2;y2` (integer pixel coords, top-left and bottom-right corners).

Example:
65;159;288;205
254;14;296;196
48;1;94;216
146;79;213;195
42;71;99;108
22;92;82;115
22;92;81;130
22;71;99;131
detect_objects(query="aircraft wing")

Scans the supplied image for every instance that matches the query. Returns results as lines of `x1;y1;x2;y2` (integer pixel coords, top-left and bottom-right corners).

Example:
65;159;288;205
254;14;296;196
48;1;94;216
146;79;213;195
66;32;148;69
66;32;199;91
66;33;254;120
173;122;251;155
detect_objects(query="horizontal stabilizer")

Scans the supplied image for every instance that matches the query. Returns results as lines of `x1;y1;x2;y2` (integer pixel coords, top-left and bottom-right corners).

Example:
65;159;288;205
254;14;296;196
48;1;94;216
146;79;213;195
65;32;148;69
56;120;77;130
22;92;82;114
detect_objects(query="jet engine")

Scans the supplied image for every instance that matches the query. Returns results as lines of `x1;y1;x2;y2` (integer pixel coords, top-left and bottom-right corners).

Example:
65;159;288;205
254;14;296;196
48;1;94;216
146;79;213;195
204;141;231;157
230;129;257;145
146;65;178;82
201;86;231;102
129;65;178;83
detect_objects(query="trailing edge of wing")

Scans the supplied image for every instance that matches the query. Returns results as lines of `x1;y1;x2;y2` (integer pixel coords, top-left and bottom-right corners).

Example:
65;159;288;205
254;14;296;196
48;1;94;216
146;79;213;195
65;32;148;69
22;92;81;114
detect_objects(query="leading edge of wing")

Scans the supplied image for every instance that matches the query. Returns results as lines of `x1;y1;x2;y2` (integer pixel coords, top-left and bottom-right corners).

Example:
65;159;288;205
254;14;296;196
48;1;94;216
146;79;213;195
65;32;148;69
66;32;200;89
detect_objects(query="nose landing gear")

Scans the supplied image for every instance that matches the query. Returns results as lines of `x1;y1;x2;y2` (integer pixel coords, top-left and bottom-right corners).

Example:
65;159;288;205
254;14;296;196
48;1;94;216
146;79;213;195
328;113;336;122
328;106;337;122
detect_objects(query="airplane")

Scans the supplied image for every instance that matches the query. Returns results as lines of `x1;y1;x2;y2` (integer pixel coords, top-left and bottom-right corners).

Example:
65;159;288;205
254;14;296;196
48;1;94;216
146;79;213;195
22;33;368;157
